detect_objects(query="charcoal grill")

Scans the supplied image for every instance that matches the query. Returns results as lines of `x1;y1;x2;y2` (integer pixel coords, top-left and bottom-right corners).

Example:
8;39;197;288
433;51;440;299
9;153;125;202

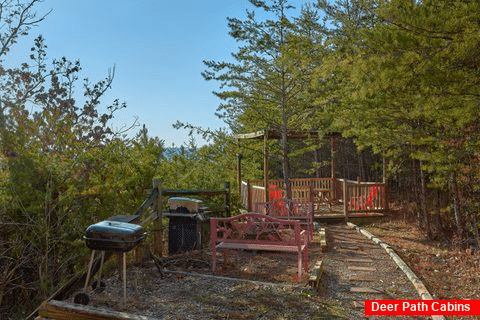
85;220;145;252
75;220;145;305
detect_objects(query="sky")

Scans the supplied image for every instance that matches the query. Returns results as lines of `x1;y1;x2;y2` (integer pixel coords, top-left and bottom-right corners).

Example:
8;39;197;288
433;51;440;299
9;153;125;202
6;0;311;147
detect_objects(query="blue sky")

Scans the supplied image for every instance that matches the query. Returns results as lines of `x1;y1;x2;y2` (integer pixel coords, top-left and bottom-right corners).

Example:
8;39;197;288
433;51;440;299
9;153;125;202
6;0;310;147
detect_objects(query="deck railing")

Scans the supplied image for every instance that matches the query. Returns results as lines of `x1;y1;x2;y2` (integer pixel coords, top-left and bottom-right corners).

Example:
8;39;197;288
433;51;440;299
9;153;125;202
339;179;387;216
249;178;335;200
241;181;266;211
242;177;387;217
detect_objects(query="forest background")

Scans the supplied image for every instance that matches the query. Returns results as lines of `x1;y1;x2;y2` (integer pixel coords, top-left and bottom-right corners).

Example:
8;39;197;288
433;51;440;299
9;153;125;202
1;0;479;318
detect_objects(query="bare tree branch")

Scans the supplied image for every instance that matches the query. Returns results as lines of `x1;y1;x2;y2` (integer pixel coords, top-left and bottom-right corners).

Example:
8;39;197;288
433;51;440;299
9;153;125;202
0;0;51;57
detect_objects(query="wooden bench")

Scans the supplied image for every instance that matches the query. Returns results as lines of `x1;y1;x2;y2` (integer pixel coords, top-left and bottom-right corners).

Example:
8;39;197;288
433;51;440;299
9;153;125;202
210;213;309;281
254;199;314;242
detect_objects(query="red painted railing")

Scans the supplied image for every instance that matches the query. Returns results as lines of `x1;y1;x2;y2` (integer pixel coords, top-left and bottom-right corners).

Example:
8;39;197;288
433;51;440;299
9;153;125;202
242;178;387;216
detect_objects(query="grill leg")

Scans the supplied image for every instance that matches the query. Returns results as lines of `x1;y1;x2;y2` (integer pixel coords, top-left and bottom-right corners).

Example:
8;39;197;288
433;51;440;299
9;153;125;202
123;252;127;305
95;251;105;288
84;250;96;291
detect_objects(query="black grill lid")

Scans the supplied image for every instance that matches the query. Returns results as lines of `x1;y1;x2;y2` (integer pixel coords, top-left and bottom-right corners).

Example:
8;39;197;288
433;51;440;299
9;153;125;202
85;220;145;252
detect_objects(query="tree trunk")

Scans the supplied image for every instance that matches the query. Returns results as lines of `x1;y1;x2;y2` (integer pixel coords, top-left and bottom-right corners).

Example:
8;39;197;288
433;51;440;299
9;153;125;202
419;161;432;239
432;189;442;238
450;172;464;239
470;209;480;248
412;160;422;223
280;121;292;200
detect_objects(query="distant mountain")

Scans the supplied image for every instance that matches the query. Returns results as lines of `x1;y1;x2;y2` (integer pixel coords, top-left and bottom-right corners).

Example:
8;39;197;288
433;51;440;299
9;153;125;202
163;146;197;160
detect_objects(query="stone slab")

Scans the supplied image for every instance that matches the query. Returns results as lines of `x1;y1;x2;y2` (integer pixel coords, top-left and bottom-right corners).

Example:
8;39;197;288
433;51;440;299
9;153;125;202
348;266;377;272
350;286;382;294
345;258;374;263
337;249;370;255
338;244;360;250
348;275;377;282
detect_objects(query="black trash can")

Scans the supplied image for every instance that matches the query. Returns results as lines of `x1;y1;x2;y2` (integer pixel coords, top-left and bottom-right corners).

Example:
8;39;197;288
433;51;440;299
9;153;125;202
166;197;210;255
166;212;209;255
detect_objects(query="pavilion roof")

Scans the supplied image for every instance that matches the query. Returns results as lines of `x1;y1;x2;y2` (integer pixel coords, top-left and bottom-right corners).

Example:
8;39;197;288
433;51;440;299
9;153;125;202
234;129;340;140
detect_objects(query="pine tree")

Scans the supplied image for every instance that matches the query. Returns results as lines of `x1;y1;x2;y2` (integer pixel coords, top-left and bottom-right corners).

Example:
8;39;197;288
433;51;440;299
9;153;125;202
316;0;480;238
203;0;324;198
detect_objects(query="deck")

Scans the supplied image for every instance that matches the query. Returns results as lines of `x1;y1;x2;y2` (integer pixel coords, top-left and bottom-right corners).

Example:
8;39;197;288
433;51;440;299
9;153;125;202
241;178;388;220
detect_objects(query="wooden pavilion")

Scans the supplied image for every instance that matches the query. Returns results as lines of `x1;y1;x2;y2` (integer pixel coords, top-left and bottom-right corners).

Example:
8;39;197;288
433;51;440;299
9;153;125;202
235;129;388;218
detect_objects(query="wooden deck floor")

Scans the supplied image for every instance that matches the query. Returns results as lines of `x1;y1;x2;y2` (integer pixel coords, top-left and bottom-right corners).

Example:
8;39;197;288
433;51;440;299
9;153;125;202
314;204;385;220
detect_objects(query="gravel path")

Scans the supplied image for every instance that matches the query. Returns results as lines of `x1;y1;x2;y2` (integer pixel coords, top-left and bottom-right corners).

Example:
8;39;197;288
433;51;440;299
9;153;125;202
322;223;428;319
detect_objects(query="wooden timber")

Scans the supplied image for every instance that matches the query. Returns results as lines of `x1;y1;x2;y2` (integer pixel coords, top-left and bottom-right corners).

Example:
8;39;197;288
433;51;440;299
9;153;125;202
37;300;158;320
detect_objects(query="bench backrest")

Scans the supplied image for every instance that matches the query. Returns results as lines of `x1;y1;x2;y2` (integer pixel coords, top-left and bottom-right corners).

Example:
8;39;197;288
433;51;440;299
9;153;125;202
254;199;313;220
210;213;303;246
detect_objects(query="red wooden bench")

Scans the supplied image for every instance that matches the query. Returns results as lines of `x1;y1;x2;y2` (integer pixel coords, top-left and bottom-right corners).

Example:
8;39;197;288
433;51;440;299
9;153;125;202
210;213;309;281
254;199;314;242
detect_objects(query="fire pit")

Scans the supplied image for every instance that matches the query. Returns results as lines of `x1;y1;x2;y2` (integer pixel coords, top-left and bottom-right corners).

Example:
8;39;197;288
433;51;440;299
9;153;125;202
74;220;145;305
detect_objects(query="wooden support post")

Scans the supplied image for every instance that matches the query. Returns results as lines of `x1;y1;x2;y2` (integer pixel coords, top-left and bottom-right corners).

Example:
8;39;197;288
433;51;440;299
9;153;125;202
343;179;349;223
264;131;269;203
383;157;389;212
224;181;231;217
247;180;252;212
237;153;242;196
152;179;163;256
331;135;337;200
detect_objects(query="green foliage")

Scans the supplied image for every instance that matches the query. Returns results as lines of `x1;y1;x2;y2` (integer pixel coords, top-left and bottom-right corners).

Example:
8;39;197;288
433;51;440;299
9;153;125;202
0;8;166;314
1;0;479;316
327;0;479;183
202;0;330;198
312;0;480;238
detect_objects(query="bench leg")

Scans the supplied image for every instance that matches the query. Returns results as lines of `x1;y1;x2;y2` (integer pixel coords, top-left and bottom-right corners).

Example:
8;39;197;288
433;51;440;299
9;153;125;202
304;247;309;273
211;246;217;273
222;249;230;267
296;249;309;281
297;252;302;281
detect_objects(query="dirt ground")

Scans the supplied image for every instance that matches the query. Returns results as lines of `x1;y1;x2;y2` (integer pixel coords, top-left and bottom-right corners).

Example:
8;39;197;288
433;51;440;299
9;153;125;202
67;237;351;319
64;213;480;319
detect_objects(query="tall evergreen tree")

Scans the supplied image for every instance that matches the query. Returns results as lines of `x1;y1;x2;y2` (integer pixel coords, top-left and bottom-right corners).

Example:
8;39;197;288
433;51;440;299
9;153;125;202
316;0;480;238
203;0;323;198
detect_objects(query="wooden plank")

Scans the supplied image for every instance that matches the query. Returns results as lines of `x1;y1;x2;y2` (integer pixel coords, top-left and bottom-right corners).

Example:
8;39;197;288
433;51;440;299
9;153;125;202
348;275;377;282
235;129;324;140
347;266;377;272
308;260;324;289
337;249;370;255
319;228;327;252
350;287;381;294
38;300;158;320
338;244;359;250
234;129;266;140
217;242;305;253
345;258;374;263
